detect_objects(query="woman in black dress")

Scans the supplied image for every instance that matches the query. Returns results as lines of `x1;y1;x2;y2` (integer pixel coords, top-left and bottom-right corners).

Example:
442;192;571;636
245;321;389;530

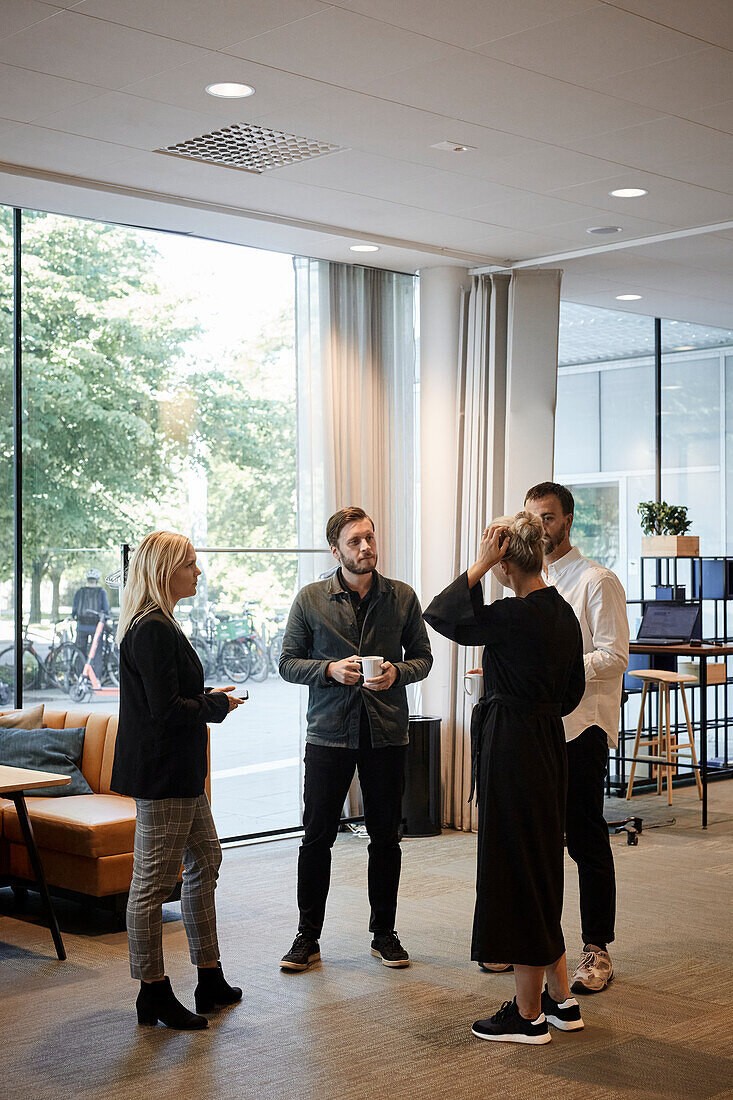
424;512;585;1045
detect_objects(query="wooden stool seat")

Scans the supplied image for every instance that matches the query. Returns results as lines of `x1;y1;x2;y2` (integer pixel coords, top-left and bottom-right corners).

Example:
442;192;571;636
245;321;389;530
631;669;697;685
626;669;702;804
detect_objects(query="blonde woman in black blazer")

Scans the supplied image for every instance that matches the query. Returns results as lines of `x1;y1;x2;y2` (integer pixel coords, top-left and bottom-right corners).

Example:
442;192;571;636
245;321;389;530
112;531;246;1030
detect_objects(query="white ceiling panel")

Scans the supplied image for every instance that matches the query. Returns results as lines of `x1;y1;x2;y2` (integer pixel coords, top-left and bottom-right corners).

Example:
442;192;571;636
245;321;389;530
0;122;140;174
572;116;733;176
472;145;632;193
460;191;676;232
250;89;534;173
475;5;699;84
334;0;599;49
0;9;204;87
122;56;329;123
590;47;733;115
601;1;733;51
686;99;733;134
633;234;733;274
74;0;329;50
0;61;101;121
368;50;664;145
0;0;61;40
223;8;455;87
550;172;733;224
33;91;231;151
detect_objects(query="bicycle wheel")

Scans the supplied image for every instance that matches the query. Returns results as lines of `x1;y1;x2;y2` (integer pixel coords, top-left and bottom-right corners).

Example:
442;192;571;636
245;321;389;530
47;642;86;694
268;633;284;674
244;638;269;682
0;645;43;691
69;675;94;704
105;642;120;687
221;640;251;684
190;636;213;678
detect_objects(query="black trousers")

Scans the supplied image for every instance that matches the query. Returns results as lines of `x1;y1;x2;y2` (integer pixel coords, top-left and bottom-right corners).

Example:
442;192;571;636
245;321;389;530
566;725;616;948
297;733;406;938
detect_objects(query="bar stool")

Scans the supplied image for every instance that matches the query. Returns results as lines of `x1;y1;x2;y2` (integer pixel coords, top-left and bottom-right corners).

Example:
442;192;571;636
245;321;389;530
626;669;703;805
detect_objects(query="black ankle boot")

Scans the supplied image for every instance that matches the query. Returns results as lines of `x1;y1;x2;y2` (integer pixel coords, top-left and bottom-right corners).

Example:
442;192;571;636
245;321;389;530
194;963;243;1013
136;977;208;1030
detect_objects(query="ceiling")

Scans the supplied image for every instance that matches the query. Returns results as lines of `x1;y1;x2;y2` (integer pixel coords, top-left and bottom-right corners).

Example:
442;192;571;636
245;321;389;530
0;0;732;325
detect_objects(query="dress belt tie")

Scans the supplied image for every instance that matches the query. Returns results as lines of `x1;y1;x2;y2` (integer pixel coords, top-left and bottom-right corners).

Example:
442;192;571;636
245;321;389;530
468;693;563;804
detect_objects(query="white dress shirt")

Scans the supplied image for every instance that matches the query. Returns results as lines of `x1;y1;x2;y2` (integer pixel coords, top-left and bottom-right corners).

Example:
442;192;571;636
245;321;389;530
546;546;629;747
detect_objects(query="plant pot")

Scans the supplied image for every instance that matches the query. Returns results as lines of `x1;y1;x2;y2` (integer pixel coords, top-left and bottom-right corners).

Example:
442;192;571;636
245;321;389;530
641;535;699;557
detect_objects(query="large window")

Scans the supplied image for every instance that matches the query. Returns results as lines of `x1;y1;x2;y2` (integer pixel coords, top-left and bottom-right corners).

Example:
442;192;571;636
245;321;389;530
555;303;733;597
0;208;13;706
4;206;314;840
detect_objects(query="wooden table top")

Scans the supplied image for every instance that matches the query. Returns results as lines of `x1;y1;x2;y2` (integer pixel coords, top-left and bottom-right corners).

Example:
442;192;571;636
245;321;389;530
630;642;733;656
0;766;71;795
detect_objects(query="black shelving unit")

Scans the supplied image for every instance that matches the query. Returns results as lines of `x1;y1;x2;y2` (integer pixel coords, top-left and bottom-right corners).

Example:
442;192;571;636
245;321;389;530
611;554;733;795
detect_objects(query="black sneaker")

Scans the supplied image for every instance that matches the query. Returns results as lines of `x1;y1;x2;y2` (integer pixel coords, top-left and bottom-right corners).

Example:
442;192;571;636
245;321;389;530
280;932;321;972
370;930;410;968
541;986;584;1031
472;998;551;1045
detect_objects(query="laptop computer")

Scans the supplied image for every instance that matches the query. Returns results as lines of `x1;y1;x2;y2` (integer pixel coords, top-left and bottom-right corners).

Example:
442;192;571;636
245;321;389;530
636;603;701;646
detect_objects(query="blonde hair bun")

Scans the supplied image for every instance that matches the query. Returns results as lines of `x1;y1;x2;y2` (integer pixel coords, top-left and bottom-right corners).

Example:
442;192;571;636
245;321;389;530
492;510;549;574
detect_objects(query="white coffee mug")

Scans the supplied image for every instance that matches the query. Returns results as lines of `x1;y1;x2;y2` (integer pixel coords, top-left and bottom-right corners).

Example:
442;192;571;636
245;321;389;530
361;655;384;683
464;671;483;697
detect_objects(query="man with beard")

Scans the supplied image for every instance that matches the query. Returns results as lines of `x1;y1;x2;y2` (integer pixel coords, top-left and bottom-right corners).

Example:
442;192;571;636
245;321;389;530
524;482;629;995
278;507;433;972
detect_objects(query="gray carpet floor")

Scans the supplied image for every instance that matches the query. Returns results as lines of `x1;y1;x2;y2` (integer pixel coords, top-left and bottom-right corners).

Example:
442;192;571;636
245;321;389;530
1;781;732;1100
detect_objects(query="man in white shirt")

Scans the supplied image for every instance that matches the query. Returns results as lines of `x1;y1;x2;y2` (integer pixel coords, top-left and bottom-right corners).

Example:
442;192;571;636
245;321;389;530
525;481;629;994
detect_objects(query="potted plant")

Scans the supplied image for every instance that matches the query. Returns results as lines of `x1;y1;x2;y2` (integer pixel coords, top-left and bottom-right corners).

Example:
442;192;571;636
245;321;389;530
638;500;698;557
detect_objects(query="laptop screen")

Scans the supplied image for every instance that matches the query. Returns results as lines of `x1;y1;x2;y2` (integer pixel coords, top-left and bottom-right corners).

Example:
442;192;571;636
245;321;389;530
637;603;700;640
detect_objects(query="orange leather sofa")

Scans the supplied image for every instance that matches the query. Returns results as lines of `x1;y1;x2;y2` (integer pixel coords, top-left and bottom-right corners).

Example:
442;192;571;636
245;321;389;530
0;709;203;921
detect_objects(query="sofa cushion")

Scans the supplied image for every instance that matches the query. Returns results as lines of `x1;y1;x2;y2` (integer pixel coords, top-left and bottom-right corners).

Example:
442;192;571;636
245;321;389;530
0;726;93;796
0;705;45;730
2;794;136;857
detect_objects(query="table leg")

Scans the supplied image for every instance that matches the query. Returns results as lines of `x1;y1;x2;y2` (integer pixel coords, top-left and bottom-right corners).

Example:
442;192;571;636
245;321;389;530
700;658;708;830
10;793;66;960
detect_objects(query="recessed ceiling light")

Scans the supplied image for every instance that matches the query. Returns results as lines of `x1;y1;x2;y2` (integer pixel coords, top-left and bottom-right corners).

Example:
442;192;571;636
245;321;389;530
587;225;623;235
350;244;379;253
205;82;255;98
610;187;648;198
673;345;695;351
616;294;642;301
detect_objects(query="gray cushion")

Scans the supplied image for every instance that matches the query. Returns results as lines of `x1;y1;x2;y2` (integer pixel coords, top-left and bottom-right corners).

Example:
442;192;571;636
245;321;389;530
0;726;92;796
0;705;45;730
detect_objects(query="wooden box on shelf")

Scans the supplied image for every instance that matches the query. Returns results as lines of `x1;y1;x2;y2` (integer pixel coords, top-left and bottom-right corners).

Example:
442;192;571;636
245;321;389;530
679;660;727;685
641;535;699;557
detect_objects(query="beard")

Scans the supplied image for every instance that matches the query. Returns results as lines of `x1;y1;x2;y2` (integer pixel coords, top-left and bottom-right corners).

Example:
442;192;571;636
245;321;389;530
337;549;377;575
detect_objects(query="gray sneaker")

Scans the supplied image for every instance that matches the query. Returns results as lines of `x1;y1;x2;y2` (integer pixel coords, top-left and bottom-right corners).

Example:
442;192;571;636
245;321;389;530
571;945;614;993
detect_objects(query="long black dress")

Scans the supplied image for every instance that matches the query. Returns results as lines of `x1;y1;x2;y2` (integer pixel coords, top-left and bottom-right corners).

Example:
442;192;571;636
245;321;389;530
424;573;585;966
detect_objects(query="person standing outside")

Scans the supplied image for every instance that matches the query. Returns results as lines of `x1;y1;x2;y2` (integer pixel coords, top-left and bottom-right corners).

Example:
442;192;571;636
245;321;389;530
72;568;111;678
278;506;433;972
525;482;629;994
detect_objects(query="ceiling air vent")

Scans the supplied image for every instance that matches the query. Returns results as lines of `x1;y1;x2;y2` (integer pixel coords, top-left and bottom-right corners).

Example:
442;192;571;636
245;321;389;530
157;122;344;174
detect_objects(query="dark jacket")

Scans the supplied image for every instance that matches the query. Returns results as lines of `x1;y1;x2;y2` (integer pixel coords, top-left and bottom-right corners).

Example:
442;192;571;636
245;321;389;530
111;610;229;799
279;570;433;747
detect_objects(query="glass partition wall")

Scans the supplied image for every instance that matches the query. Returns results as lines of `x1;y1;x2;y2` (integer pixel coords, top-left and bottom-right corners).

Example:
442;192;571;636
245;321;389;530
3;202;332;840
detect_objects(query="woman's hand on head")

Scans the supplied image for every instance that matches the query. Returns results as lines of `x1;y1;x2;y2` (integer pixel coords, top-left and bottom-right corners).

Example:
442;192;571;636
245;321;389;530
467;524;508;586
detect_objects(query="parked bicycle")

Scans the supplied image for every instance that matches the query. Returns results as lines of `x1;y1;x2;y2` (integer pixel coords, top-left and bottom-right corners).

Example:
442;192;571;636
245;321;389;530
188;607;252;683
0;619;86;696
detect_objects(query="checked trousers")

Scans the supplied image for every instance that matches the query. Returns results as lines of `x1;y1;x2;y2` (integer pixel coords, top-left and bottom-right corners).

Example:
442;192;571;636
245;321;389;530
126;793;222;981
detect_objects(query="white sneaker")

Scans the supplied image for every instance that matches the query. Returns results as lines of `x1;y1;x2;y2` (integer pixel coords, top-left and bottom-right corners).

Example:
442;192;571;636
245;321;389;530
571;945;614;994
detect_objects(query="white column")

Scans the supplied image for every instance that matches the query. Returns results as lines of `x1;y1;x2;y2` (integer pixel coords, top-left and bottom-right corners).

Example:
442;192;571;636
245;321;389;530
503;269;563;509
418;265;471;718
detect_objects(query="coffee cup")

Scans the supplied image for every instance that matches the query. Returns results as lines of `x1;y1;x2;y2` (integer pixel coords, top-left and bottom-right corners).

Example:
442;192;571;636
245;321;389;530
360;655;384;683
464;671;483;697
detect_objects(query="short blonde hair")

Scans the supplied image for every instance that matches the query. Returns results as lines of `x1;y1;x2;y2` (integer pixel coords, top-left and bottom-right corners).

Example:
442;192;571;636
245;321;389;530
117;531;191;643
493;510;549;574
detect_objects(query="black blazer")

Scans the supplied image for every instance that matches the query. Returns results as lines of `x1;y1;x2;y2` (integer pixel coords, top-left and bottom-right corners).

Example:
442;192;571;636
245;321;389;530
111;611;229;799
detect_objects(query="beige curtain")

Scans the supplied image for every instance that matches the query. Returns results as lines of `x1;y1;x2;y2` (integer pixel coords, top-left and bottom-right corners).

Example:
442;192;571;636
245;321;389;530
294;258;417;587
443;270;561;831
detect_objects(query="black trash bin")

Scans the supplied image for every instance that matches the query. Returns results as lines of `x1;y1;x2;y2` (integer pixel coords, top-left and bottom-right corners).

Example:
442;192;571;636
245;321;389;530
402;715;442;837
